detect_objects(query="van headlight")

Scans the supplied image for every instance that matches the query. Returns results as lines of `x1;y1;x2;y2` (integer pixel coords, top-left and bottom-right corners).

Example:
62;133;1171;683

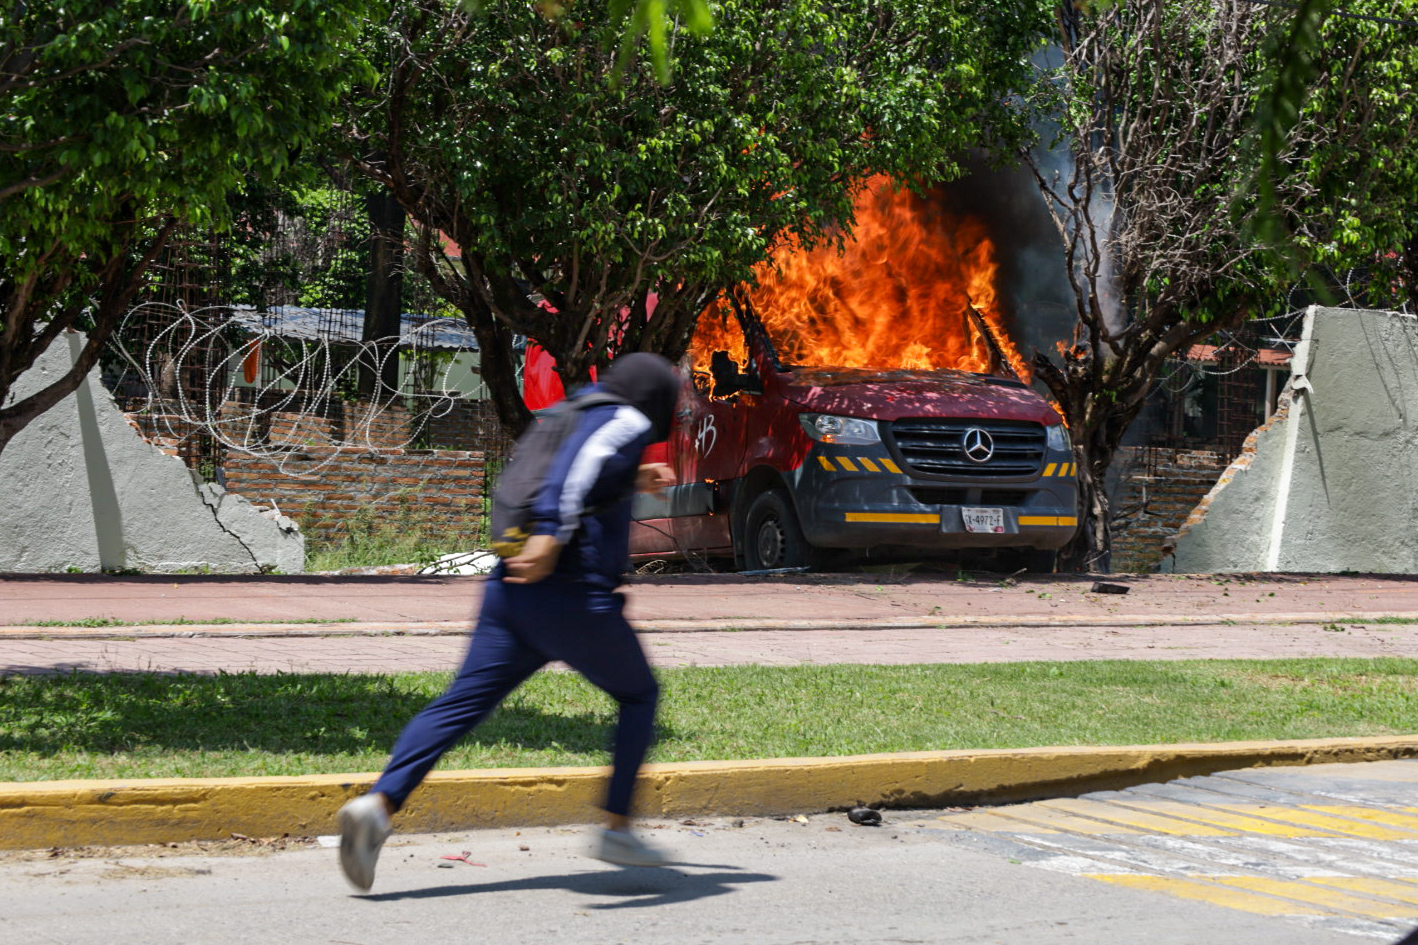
1045;422;1072;453
800;413;881;445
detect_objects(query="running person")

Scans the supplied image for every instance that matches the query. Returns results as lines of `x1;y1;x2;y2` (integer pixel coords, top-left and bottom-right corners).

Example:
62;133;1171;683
337;353;681;892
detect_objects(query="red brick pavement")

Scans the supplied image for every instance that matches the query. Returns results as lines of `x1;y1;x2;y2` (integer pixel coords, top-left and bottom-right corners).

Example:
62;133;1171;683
5;571;1418;675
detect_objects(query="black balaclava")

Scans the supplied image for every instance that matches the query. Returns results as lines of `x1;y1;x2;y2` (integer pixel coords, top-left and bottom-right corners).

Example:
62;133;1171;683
599;352;680;441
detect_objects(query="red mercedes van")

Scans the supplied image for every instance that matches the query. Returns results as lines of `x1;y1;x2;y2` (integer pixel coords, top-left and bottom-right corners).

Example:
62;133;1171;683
629;305;1079;571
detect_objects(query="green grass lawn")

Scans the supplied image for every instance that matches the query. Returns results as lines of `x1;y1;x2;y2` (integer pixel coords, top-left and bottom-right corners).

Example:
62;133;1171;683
2;658;1416;781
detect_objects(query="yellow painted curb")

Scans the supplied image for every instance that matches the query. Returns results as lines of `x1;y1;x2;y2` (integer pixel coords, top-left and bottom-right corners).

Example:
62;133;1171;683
3;736;1417;850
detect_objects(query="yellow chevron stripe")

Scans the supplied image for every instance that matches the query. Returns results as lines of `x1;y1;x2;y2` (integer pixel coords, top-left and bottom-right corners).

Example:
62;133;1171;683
1043;462;1058;477
817;456;835;471
881;458;902;474
845;512;941;524
836;456;858;472
1019;515;1080;527
857;457;881;472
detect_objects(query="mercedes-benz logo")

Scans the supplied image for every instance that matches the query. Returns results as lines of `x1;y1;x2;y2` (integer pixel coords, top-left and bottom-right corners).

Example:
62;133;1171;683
962;427;995;463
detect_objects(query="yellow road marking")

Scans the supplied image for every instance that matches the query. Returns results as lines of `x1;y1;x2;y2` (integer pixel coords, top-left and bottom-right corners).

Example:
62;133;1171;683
1199;802;1418;840
964;805;1144;835
1036;798;1236;836
1216;876;1418;919
881;458;902;473
1096;800;1345;837
1304;805;1418;833
1093;875;1328;917
931;810;1063;834
844;512;940;525
1309;876;1418;905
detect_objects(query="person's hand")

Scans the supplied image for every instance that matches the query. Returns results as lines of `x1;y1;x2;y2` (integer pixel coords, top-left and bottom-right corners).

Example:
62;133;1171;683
503;533;563;584
637;463;675;496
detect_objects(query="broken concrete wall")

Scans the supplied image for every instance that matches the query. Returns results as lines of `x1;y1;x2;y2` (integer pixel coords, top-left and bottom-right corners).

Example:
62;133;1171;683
1165;306;1418;574
0;333;303;573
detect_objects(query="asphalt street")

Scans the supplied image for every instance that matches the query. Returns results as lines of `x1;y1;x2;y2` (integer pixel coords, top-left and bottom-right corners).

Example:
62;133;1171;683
1;791;1405;945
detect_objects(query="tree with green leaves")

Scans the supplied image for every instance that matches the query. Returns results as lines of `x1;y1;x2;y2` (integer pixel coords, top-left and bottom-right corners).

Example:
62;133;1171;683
343;0;1051;432
0;0;371;457
1023;0;1417;571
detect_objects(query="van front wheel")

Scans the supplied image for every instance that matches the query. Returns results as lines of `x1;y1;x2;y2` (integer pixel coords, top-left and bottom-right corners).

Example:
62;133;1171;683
742;489;815;571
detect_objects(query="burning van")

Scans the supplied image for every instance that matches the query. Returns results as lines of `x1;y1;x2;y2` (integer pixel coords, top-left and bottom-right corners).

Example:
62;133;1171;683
628;176;1078;571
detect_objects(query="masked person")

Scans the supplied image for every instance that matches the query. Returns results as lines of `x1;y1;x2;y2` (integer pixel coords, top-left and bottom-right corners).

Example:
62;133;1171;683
337;353;681;892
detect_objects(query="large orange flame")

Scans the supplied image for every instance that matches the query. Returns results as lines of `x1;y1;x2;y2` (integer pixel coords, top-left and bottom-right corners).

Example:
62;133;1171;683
695;175;1030;382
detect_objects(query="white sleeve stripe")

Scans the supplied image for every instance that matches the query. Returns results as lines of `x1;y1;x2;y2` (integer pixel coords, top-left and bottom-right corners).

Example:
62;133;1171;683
555;405;652;542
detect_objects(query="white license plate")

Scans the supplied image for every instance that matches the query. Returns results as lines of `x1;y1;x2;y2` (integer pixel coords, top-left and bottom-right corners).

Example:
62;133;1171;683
961;507;1005;534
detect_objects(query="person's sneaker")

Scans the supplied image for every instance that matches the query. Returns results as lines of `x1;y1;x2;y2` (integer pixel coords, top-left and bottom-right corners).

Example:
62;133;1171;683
338;794;392;892
595;828;670;867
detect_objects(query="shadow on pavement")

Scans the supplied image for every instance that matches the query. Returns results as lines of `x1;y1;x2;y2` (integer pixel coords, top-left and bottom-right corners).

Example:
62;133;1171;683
361;864;778;908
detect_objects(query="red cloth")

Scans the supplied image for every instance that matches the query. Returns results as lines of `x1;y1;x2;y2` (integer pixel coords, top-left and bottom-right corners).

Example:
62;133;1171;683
521;291;660;418
522;342;567;412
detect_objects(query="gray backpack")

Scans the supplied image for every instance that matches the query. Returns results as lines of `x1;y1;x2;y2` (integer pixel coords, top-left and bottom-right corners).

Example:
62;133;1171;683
489;391;624;557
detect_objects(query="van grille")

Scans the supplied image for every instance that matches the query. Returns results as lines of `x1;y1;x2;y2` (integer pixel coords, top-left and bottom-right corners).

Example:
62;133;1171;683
888;419;1046;478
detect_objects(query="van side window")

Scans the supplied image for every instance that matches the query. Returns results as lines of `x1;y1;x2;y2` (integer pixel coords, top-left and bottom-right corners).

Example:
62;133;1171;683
709;350;757;399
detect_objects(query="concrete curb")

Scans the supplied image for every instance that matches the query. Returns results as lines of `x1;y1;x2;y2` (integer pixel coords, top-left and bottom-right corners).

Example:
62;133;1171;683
5;611;1418;640
4;736;1417;850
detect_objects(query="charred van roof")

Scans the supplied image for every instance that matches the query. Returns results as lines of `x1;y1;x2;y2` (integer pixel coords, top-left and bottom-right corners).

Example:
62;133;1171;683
782;365;1030;390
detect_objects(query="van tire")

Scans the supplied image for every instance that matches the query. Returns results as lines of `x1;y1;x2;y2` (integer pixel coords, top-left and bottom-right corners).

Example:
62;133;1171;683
742;489;815;571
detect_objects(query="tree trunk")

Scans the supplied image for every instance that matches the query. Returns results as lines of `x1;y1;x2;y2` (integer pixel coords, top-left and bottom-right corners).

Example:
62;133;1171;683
360;188;405;399
1057;438;1115;573
463;311;532;437
0;330;111;460
0;217;177;459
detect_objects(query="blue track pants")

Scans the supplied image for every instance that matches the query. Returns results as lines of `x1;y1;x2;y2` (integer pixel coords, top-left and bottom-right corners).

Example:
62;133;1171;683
371;576;659;817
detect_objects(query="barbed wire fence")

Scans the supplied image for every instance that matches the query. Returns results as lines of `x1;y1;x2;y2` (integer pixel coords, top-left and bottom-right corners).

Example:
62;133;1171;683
103;300;504;480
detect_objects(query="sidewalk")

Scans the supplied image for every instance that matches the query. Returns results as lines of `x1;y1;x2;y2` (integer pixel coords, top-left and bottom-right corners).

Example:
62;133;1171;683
6;570;1418;674
6;569;1418;631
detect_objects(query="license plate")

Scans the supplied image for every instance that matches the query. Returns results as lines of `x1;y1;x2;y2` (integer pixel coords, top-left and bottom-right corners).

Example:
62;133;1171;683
961;507;1005;534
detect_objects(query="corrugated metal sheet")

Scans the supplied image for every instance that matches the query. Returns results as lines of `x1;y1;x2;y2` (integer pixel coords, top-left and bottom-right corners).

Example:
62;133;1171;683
229;305;480;350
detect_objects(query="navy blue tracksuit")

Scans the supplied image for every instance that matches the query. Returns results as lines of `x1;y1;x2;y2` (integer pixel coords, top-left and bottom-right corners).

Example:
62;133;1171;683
371;398;660;817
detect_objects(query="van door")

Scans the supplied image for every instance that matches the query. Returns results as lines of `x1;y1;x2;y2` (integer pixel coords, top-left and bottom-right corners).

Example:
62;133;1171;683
667;351;752;555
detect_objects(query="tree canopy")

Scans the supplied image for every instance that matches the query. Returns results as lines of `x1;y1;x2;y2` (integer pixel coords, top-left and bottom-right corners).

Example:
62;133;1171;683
0;0;370;456
345;0;1052;431
1023;0;1418;570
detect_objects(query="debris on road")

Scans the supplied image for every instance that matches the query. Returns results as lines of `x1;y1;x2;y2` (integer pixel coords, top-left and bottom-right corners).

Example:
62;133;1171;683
848;804;882;826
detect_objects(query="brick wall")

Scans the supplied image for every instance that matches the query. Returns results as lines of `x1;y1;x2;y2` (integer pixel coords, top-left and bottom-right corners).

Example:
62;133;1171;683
221;447;487;545
1110;447;1229;573
122;393;511;549
216;392;510;453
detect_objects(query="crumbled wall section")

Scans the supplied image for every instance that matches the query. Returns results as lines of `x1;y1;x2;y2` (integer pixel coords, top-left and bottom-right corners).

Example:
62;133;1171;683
1110;448;1229;573
1160;389;1294;568
1164;306;1418;574
220;449;486;546
0;333;304;573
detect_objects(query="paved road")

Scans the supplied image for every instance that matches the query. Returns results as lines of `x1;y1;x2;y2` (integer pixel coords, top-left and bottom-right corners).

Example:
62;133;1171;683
5;761;1418;944
937;759;1418;941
